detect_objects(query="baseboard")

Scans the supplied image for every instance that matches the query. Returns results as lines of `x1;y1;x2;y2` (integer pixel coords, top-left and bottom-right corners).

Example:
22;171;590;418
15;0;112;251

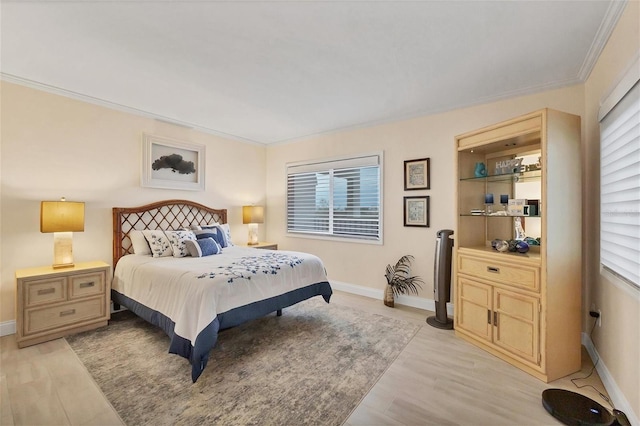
582;332;639;425
329;280;454;317
0;320;16;337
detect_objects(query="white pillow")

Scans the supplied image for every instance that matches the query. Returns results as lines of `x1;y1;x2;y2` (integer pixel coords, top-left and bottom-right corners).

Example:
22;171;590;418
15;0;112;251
141;230;173;258
129;230;151;255
165;230;197;258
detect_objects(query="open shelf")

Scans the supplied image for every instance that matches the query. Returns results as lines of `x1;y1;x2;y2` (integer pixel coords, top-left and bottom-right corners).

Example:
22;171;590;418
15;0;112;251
461;213;541;218
459;169;541;183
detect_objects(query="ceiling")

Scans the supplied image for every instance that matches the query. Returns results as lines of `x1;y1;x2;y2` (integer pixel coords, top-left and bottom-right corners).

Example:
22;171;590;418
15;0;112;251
0;1;624;145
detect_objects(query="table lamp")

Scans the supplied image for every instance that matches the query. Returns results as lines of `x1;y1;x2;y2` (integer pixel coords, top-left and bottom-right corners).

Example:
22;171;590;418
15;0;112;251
242;205;264;245
40;198;85;268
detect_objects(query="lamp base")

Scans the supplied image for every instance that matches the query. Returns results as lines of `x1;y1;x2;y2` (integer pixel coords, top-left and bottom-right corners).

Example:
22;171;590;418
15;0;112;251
247;223;259;245
53;232;75;269
53;262;75;269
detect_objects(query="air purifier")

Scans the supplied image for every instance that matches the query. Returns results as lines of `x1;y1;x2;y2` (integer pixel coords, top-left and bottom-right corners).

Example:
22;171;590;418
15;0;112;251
427;229;454;329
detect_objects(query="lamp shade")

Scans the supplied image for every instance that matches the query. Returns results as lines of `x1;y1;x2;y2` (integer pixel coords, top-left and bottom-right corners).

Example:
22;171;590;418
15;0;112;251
40;201;85;233
242;205;264;224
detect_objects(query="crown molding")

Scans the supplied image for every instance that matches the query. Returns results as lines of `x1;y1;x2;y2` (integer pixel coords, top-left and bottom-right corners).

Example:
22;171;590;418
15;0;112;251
578;0;629;81
0;73;265;146
271;76;583;146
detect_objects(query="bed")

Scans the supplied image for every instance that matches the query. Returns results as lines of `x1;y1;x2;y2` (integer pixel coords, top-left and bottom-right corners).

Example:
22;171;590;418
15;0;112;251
111;199;332;382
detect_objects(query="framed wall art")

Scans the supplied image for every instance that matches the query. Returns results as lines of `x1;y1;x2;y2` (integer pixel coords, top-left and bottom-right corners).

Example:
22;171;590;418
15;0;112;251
404;157;430;190
141;134;205;191
404;196;430;227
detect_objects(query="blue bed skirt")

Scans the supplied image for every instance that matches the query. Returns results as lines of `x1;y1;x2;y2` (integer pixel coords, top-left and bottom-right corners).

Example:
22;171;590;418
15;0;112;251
111;281;332;382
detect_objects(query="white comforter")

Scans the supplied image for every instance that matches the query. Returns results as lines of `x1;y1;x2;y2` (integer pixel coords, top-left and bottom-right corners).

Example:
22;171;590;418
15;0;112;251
112;247;329;343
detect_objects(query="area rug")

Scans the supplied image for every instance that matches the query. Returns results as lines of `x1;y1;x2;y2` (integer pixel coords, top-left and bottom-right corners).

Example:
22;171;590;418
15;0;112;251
66;297;419;426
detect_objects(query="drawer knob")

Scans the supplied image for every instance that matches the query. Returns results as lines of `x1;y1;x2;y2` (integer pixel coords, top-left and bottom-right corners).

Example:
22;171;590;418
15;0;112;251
79;281;95;288
37;288;56;295
487;266;500;273
60;309;76;317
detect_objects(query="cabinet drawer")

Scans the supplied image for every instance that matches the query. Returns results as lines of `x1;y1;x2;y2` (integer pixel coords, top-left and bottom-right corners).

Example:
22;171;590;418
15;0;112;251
24;277;66;307
24;297;105;336
69;271;105;299
458;255;540;291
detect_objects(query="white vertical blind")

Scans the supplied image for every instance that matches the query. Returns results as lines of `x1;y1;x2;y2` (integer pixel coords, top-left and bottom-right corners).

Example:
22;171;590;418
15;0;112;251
287;154;382;241
600;81;640;288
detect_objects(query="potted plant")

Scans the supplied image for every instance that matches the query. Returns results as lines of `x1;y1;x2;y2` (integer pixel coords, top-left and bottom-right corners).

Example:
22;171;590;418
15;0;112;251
384;255;424;307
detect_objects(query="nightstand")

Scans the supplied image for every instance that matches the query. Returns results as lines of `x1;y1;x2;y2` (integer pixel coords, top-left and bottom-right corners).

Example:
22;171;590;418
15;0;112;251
242;242;278;250
15;261;111;348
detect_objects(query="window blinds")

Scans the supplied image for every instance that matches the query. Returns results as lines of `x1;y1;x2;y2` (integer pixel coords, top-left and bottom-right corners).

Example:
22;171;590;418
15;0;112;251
287;154;382;241
600;80;640;288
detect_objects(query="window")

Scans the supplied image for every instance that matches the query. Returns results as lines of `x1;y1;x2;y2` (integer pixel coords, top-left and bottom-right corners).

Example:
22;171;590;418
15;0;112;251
600;71;640;289
287;153;382;242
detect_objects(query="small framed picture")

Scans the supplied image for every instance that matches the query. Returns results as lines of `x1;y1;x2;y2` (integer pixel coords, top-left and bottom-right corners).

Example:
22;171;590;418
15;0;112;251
508;198;526;216
404;158;430;190
404;196;430;227
142;134;205;191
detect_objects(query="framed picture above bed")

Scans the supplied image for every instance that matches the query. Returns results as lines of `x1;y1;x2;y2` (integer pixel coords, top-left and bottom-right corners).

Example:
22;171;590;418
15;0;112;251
142;134;205;191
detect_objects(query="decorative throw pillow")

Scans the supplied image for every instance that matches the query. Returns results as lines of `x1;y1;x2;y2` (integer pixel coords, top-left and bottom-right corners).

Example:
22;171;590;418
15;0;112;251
165;230;197;258
193;229;226;248
217;223;234;246
200;224;234;247
141;230;173;258
185;238;221;257
129;230;151;255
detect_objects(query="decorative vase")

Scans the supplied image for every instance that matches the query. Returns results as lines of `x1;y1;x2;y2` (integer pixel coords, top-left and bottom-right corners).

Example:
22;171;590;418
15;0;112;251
474;162;487;177
384;285;395;307
516;241;530;253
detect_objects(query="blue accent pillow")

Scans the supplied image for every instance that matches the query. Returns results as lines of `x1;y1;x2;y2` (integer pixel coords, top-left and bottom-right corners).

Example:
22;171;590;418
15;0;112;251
193;229;226;248
201;224;231;248
185;238;221;257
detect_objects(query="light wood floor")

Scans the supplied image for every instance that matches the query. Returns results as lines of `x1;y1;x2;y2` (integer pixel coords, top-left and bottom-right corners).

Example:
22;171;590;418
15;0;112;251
1;290;610;425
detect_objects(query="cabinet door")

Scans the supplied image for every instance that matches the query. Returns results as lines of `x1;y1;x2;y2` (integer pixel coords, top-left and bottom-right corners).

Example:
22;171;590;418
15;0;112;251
493;288;540;366
456;276;492;342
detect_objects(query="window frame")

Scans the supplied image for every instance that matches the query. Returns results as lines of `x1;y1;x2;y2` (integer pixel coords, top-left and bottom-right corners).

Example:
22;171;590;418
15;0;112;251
286;152;384;245
598;55;640;291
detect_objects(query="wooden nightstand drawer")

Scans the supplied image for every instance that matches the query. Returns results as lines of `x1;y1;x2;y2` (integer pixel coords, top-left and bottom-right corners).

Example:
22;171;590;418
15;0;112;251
25;277;67;307
243;242;278;250
16;261;111;348
253;243;277;250
24;296;106;335
69;271;105;299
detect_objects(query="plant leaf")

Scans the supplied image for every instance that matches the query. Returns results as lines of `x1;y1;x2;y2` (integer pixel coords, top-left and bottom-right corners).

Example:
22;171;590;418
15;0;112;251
385;255;423;296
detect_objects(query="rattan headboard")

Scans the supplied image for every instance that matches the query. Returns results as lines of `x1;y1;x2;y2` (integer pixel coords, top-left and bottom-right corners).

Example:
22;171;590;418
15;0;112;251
113;199;227;266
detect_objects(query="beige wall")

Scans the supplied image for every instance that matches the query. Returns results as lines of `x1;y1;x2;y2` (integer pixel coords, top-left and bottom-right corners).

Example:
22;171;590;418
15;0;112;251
1;3;637;417
584;0;639;419
265;85;584;299
0;82;267;323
